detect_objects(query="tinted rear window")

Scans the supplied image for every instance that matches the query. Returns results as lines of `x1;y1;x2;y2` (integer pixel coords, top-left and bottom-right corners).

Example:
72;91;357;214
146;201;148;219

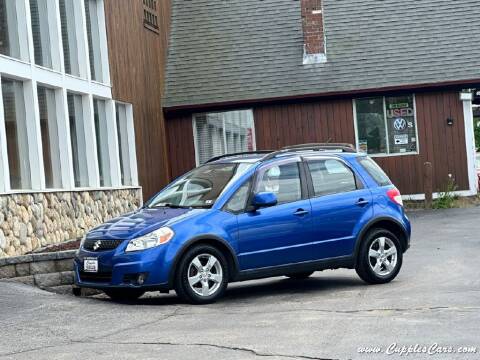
357;157;392;186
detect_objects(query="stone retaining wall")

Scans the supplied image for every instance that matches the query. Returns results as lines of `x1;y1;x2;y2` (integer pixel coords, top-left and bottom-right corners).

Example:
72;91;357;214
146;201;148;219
0;188;142;258
0;250;76;294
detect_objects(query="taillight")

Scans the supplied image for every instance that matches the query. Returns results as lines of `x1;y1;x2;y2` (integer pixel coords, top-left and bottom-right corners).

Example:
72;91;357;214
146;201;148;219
387;188;403;206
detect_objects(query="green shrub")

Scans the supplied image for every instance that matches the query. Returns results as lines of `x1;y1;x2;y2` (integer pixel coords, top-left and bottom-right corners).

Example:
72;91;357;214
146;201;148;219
432;175;458;209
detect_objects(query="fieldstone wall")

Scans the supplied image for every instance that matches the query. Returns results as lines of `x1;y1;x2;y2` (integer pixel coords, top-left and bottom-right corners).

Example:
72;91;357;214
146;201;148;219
0;188;142;258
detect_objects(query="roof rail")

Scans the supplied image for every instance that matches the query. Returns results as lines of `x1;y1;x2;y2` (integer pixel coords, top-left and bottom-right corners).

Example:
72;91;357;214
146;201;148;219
206;150;273;163
261;143;356;161
282;143;356;151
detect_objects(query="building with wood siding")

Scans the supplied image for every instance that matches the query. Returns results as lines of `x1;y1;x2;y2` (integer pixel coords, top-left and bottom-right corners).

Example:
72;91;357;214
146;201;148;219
163;0;480;198
0;0;171;257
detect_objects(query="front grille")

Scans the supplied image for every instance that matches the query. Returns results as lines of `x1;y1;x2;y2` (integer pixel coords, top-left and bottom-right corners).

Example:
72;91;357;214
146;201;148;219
83;239;123;252
79;271;112;283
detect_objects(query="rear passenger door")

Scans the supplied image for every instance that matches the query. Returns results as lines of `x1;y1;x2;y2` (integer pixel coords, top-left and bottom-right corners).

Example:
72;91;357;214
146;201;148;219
305;157;373;259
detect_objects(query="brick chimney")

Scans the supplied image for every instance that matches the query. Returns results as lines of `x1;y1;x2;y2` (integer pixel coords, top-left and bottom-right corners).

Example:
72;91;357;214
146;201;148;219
301;0;326;64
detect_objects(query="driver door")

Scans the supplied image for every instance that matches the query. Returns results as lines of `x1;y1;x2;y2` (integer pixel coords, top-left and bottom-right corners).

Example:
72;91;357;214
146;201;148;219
235;159;313;270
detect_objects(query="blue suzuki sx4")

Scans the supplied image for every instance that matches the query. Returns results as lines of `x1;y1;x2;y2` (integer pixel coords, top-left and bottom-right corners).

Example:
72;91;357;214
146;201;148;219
74;144;411;304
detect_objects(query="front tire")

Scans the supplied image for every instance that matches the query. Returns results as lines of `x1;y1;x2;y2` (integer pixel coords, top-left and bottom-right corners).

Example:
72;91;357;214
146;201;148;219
104;289;145;301
174;244;229;304
355;228;403;284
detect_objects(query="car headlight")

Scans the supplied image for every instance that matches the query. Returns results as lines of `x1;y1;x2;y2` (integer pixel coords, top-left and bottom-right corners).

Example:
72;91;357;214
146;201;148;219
125;227;174;252
76;234;87;254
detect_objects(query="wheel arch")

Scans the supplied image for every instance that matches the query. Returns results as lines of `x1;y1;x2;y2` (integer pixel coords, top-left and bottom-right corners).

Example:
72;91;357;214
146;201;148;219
168;235;239;287
354;217;409;264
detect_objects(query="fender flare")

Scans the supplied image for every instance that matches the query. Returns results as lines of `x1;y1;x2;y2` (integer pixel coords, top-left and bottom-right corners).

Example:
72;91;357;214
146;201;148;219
167;235;240;287
353;216;409;264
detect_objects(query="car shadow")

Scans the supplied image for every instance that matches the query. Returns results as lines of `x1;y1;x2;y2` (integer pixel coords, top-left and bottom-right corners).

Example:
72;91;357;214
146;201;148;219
93;274;367;306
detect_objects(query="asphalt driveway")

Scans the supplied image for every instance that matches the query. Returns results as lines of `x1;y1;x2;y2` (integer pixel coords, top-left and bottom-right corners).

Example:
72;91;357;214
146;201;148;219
0;207;479;360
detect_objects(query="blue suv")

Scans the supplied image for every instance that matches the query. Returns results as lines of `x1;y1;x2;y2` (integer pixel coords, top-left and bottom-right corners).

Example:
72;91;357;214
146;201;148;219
74;144;411;304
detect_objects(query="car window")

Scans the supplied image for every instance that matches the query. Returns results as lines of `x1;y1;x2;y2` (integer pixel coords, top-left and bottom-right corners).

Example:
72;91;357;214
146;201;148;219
256;162;302;205
357;157;392;186
307;159;357;197
146;163;254;208
224;180;251;213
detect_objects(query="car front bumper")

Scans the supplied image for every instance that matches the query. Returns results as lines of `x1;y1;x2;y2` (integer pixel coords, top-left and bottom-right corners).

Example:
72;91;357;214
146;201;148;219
74;245;171;291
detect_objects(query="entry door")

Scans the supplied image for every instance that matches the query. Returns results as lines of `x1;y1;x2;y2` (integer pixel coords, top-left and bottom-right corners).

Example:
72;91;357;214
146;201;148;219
305;158;373;259
236;160;313;270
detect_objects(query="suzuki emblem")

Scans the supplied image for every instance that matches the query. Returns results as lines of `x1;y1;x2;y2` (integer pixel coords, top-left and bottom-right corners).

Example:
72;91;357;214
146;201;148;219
93;240;102;251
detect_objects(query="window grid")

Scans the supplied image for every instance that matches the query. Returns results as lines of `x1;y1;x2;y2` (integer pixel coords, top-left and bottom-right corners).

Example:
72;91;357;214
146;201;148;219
0;0;138;193
143;0;159;33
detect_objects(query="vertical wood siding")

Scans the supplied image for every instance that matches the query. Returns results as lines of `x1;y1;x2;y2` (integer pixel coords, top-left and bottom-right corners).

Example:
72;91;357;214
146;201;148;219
104;0;171;199
166;90;469;195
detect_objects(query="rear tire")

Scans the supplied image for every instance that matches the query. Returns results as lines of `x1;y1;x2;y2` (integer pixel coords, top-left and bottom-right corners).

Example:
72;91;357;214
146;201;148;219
355;228;403;284
174;244;228;304
104;289;145;301
286;271;314;280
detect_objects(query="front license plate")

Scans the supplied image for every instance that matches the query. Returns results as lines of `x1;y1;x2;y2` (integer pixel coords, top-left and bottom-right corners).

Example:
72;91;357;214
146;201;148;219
84;258;98;273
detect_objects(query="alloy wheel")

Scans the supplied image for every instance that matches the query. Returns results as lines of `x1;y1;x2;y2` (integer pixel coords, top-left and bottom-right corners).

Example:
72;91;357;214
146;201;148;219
368;237;398;277
187;253;223;297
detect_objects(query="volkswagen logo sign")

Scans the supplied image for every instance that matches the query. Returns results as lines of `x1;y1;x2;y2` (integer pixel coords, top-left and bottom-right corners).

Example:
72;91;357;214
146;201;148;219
93;240;102;251
393;118;407;131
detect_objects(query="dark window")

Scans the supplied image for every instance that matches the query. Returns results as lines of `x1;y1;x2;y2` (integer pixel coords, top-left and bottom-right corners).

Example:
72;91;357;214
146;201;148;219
355;95;418;155
224;180;251;213
357;157;392;187
307;159;357;197
143;0;159;33
256;162;302;205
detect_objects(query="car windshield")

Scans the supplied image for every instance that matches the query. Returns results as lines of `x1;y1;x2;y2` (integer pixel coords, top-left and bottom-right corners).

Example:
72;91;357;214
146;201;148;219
147;162;254;209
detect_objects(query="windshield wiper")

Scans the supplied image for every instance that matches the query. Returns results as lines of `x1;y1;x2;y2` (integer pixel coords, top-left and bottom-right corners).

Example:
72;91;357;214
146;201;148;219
151;203;189;209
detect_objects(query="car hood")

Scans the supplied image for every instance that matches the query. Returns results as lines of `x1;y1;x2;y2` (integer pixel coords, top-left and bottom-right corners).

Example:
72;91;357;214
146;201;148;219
86;207;204;240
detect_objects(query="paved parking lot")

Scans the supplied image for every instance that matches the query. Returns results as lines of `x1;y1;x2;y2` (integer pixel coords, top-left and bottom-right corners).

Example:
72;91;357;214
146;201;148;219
0;207;479;360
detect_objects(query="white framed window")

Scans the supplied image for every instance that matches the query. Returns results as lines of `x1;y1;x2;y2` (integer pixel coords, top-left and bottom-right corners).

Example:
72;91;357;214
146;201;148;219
116;102;137;186
93;98;110;186
30;0;55;69
37;85;62;188
0;0;134;194
84;0;104;82
1;77;30;190
59;0;81;76
0;0;29;61
354;95;419;156
193;109;256;165
67;92;89;187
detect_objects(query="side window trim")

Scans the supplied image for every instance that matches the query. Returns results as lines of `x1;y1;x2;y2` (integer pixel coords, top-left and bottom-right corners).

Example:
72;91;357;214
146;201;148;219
303;156;364;199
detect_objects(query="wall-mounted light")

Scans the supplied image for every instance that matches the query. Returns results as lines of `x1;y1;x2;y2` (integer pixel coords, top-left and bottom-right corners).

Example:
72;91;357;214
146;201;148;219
447;117;454;126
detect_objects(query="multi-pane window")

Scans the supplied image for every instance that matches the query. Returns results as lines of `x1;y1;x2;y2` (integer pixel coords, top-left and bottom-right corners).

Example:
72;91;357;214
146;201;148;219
143;0;159;33
0;0;29;61
67;93;88;187
30;0;53;68
93;98;110;186
59;0;80;76
116;103;133;186
355;95;418;155
193;110;255;165
84;0;103;82
37;86;61;188
1;78;30;190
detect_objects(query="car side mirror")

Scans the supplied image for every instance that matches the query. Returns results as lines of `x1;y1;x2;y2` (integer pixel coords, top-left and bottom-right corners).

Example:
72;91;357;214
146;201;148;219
251;192;278;209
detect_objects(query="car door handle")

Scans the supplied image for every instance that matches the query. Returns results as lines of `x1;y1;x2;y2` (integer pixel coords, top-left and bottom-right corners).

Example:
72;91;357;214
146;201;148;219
356;198;369;206
293;209;309;216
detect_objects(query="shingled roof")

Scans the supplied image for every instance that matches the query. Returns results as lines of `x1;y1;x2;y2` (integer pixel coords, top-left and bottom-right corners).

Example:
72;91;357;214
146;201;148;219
164;0;480;109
